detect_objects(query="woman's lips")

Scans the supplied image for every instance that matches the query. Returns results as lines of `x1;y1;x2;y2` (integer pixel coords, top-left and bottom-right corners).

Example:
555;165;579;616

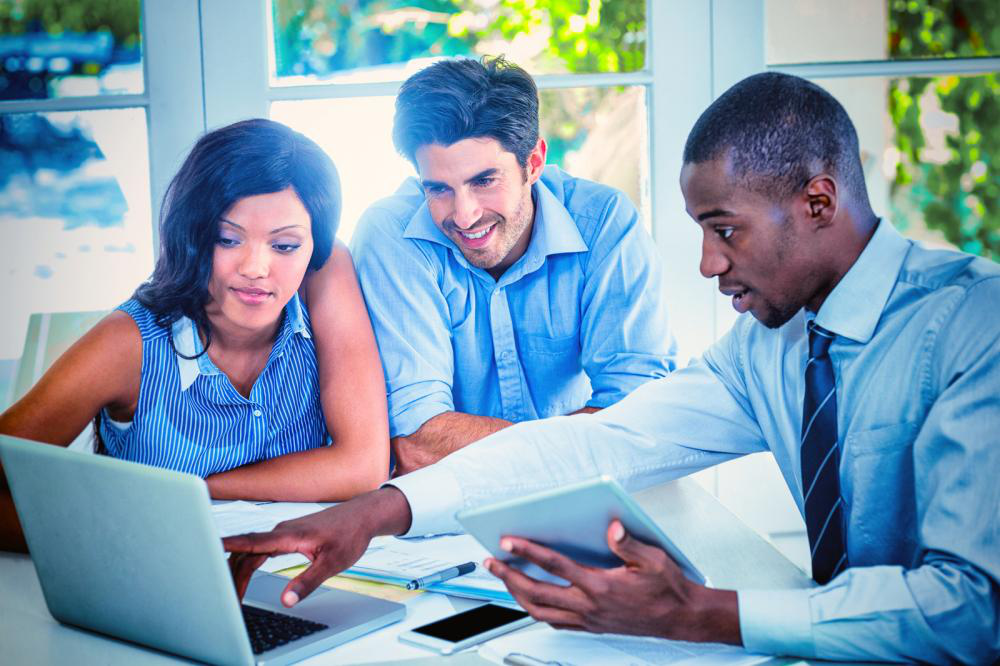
231;287;272;305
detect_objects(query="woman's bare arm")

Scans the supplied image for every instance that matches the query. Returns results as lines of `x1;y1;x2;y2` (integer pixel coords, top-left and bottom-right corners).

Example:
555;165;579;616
0;312;142;550
205;242;390;502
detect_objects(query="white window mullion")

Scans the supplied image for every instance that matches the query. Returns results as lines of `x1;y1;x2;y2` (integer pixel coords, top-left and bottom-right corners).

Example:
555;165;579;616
143;0;207;252
648;0;715;365
200;0;269;128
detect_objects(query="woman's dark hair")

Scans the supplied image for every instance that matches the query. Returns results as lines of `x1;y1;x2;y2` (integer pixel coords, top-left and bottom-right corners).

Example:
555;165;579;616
392;55;539;167
134;118;341;352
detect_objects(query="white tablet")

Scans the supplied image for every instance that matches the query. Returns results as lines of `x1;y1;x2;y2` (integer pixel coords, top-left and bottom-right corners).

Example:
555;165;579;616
456;476;706;585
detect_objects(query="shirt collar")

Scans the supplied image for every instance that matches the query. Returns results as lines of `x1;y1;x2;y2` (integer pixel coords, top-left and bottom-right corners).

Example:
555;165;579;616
402;166;588;282
172;293;311;391
813;219;911;344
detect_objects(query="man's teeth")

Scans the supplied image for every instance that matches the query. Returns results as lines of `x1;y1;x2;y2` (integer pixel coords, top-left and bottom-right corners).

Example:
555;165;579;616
461;226;491;240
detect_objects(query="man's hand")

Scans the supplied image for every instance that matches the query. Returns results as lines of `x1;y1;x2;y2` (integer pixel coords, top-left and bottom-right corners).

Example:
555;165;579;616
484;520;741;644
223;487;412;607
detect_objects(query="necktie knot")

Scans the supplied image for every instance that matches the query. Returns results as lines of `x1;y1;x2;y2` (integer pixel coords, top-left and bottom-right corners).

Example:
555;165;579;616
808;322;835;359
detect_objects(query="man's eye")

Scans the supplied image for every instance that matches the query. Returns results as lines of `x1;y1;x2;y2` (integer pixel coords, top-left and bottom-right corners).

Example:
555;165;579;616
424;185;447;197
472;177;496;188
716;227;734;240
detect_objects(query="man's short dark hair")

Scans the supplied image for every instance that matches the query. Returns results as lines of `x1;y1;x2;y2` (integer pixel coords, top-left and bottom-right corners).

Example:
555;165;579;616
683;72;870;207
392;56;539;167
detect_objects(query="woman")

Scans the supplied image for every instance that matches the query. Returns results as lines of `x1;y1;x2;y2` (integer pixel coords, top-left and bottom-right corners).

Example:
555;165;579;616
0;119;389;550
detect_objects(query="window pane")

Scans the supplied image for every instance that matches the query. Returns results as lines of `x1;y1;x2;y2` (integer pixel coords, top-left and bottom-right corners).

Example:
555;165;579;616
540;85;649;228
0;0;143;100
271;85;649;242
0;108;153;358
766;0;1000;64
270;0;646;85
812;74;998;262
270;96;414;242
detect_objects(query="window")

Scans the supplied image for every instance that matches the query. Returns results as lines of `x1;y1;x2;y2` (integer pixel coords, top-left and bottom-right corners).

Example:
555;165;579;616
0;0;203;406
265;0;651;242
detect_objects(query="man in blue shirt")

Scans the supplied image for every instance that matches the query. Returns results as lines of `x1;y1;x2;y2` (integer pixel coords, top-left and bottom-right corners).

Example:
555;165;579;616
350;57;675;475
227;74;999;662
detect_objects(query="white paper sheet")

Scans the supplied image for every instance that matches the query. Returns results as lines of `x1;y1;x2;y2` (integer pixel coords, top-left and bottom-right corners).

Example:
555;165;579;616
353;534;506;594
478;624;771;666
212;501;325;572
211;503;511;598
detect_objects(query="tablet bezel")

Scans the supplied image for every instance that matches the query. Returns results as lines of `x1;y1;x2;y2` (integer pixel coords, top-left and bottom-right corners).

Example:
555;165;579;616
456;476;706;585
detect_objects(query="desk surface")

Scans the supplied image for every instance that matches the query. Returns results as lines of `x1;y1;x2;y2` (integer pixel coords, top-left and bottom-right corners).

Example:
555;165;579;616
0;477;813;665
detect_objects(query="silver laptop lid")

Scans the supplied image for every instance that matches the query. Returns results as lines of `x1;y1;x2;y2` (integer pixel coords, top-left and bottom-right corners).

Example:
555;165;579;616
0;435;255;666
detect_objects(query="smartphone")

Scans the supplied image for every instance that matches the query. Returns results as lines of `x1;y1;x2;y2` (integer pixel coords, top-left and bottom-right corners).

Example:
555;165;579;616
397;603;534;654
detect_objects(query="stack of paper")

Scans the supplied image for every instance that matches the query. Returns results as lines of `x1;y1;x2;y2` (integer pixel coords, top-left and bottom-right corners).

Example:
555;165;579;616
211;501;513;603
349;534;513;602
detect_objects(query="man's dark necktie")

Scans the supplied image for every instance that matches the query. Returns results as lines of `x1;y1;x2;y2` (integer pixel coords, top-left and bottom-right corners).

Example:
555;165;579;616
801;322;848;584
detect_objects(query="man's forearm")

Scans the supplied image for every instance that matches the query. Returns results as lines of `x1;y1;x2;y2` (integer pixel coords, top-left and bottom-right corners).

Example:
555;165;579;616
392;411;512;475
362;485;414;537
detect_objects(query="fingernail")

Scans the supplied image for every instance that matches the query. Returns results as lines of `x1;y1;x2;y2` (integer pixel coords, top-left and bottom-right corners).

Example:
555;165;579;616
283;590;299;607
612;522;625;542
500;538;513;552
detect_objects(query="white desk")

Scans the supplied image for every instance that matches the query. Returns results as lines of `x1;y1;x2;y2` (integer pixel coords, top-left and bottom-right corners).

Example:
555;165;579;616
0;478;815;665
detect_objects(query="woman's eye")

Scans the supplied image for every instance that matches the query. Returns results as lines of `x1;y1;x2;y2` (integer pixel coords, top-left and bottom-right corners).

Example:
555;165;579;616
217;237;240;247
273;243;301;253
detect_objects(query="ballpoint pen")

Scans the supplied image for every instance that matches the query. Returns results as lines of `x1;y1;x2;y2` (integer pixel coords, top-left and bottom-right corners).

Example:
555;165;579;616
405;561;477;590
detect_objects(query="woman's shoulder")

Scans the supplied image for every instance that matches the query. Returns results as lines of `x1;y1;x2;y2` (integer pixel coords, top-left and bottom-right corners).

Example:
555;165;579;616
115;298;172;342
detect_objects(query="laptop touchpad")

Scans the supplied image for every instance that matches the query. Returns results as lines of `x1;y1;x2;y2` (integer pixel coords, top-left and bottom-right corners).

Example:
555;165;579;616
244;572;329;606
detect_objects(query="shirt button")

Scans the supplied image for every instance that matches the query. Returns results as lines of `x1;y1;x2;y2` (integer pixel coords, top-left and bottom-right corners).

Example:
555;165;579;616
253;409;263;417
500;350;512;362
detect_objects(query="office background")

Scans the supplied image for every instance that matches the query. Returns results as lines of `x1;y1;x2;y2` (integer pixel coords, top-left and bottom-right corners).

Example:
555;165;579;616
0;0;997;571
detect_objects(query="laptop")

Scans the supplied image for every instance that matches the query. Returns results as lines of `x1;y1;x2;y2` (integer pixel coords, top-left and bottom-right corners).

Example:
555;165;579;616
0;435;405;666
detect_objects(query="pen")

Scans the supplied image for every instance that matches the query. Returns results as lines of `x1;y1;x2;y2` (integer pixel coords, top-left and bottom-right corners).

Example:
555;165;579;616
405;561;476;590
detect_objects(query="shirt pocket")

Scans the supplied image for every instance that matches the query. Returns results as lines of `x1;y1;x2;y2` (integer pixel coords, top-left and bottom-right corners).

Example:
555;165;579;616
516;332;585;413
843;420;920;560
845;420;920;456
517;331;581;358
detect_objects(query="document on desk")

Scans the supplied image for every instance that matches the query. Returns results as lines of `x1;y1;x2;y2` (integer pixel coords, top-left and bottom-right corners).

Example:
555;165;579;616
479;625;770;666
348;533;514;602
211;501;323;572
211;502;514;601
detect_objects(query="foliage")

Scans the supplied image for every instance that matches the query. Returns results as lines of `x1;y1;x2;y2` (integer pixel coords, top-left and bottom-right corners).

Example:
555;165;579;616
271;1;644;165
889;0;999;260
0;0;141;49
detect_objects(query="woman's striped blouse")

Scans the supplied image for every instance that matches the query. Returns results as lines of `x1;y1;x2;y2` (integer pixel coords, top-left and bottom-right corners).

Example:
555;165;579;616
99;294;328;477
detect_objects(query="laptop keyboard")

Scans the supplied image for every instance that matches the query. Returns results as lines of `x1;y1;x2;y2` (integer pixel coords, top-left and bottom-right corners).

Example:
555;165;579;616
241;604;329;655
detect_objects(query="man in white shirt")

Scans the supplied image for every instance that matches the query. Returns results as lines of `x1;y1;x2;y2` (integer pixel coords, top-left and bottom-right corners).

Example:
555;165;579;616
225;72;1000;663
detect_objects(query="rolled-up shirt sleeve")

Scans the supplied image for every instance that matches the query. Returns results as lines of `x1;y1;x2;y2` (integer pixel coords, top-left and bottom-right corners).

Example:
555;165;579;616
351;207;454;438
579;192;676;408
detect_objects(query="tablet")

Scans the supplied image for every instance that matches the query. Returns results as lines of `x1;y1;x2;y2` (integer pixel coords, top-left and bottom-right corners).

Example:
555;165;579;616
456;476;705;585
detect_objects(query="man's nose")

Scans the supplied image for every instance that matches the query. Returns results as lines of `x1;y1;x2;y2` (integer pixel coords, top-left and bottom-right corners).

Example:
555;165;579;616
699;237;730;278
452;189;483;229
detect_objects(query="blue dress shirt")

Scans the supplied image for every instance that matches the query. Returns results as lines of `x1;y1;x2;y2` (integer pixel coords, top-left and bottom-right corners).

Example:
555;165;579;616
351;166;676;438
390;220;1000;663
100;294;329;477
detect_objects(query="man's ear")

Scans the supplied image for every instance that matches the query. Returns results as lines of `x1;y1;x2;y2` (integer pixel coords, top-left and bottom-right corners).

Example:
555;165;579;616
525;138;547;184
803;174;838;229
